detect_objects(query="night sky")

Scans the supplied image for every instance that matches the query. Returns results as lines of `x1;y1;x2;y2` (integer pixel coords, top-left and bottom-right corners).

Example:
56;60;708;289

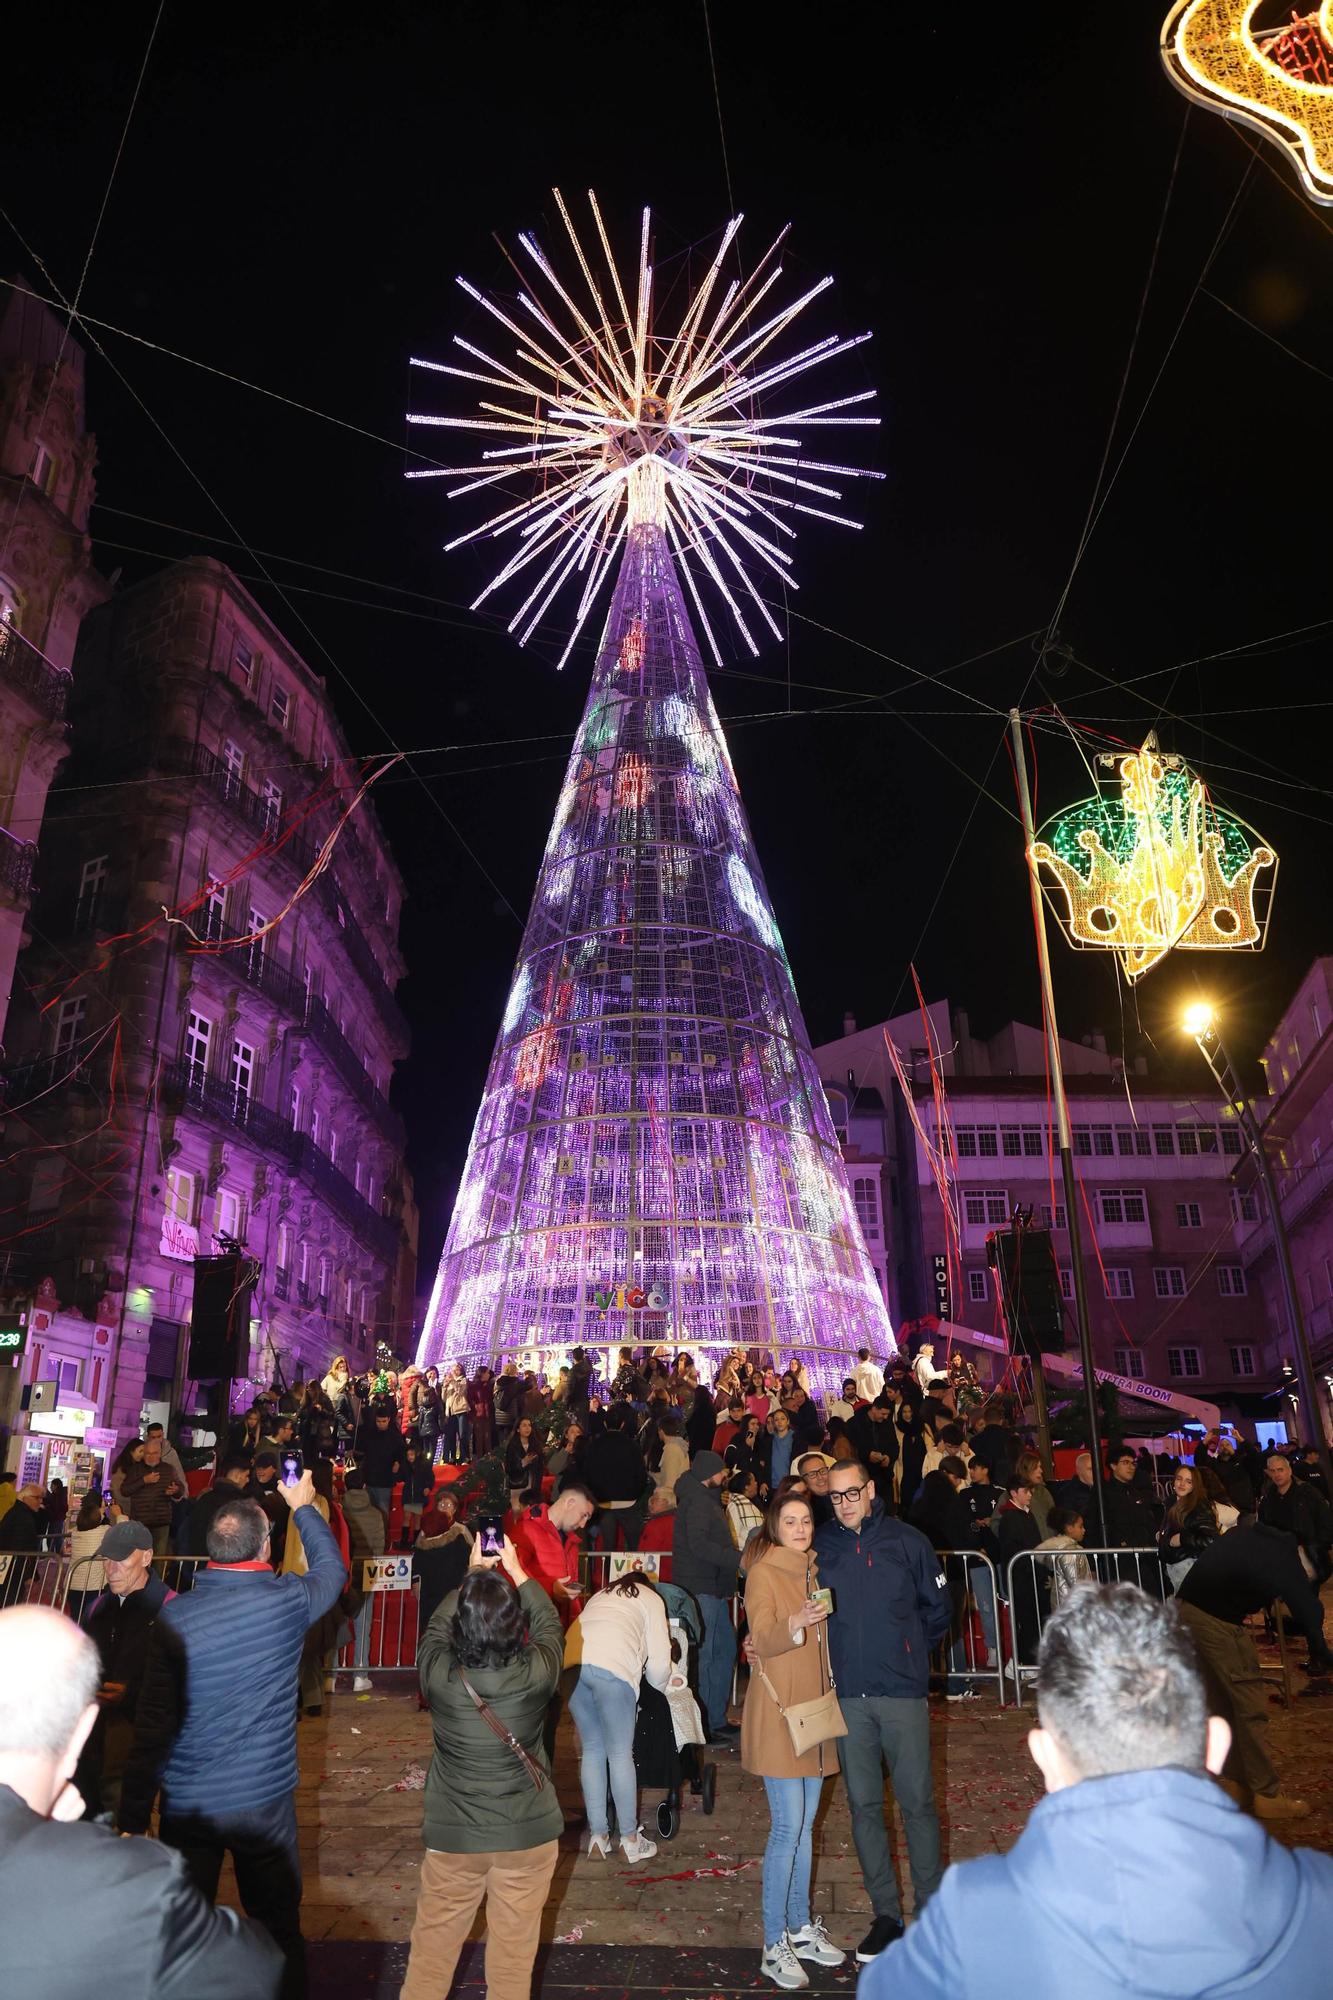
7;2;1331;1299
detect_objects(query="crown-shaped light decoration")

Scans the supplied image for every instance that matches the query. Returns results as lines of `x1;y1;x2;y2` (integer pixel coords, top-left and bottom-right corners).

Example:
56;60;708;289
1031;735;1277;983
1162;2;1333;204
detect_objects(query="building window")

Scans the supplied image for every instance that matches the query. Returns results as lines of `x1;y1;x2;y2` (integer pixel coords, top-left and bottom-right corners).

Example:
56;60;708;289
964;1188;1009;1226
53;996;87;1054
299;1240;310;1287
260;779;283;832
1092;1126;1114;1156
216;1187;244;1242
234;640;254;688
1042;1202;1068;1231
1176;1124;1199;1156
1175;1202;1202;1229
1001;1126;1021;1157
318;1255;331;1308
29;440;56;496
1073;1126;1092;1157
1113;1346;1145;1379
1104;1268;1134;1299
1229;1344;1256;1377
230;1037;255;1108
277;1222;292;1273
310;1105;321;1149
221;738;245;796
852;1175;879;1240
165;1167;194;1225
185;1010;211;1084
246;907;266;979
354;1158;365;1196
1154;1266;1187;1298
968;1268;988;1303
270;685;290;730
956;1127;977;1157
1217;1265;1247;1297
288;1083;302;1130
976;1127;998;1157
199;877;227;942
344;1275;355;1318
1059;1267;1073;1300
1231;1189;1259;1224
1022;1126;1044;1156
1197;1126;1218;1156
1097;1188;1146;1225
1153;1126;1175;1156
1220;1126;1242;1156
74;855;108;933
1167;1345;1201;1379
28;1156;63;1213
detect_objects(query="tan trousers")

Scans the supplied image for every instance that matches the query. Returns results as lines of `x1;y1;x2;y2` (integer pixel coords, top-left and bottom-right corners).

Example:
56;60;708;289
1176;1601;1277;1797
400;1840;559;2000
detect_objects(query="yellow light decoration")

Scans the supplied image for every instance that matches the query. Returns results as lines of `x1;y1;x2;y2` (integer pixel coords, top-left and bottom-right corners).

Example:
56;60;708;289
1031;734;1277;984
1162;2;1333;205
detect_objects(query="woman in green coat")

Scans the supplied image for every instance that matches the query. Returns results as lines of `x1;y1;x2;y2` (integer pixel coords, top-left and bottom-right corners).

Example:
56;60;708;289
401;1535;565;2000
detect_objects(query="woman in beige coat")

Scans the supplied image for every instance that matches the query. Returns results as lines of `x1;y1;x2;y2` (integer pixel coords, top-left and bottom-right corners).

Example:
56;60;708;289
741;1492;846;1991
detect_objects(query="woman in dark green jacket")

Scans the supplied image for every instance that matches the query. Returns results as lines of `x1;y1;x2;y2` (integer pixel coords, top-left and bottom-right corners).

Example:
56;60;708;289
401;1536;564;2000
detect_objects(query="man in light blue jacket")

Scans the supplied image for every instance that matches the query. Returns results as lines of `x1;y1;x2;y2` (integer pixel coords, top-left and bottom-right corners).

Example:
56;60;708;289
859;1583;1333;2000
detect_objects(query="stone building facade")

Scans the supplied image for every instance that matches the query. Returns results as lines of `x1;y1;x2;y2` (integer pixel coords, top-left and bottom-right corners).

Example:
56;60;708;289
1;557;415;1445
0;286;107;1052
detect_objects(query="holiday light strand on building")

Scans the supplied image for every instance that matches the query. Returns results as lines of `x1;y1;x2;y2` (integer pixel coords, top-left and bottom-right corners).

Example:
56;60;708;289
1031;734;1277;983
407;190;884;667
1162;2;1333;204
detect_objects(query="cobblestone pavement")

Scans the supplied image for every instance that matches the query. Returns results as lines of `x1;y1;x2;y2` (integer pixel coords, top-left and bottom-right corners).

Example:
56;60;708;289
204;1621;1332;1998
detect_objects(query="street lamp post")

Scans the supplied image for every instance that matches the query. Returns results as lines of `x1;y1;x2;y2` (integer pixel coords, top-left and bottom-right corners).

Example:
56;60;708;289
1183;1003;1333;1495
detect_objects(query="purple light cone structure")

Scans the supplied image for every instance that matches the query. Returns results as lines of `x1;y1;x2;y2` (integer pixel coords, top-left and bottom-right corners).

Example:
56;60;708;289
418;523;895;1392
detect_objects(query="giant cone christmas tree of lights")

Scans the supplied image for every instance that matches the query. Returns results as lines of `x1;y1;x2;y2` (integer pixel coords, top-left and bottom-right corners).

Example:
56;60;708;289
413;195;895;1386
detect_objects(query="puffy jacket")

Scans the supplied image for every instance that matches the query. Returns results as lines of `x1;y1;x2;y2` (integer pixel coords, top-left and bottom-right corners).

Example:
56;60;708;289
813;1500;951;1699
672;1470;741;1599
583;1428;647;1504
118;1505;345;1829
417;1577;565;1853
861;1767;1333;2000
0;1784;280;2000
119;1461;182;1530
511;1503;583;1624
82;1572;173;1718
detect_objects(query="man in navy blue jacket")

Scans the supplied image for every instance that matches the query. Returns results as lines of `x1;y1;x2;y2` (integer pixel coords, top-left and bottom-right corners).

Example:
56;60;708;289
860;1583;1333;2000
815;1457;952;1966
118;1469;345;2000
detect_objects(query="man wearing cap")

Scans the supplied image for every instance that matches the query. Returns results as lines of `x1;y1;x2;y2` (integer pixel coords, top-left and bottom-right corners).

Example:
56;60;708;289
77;1520;172;1818
671;1449;741;1744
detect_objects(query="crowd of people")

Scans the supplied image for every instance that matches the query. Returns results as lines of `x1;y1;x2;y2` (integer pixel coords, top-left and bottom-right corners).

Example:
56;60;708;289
1;1334;1331;1997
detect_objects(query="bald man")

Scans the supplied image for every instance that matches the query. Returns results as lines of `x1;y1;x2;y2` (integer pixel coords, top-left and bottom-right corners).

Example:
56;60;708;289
0;1606;279;1999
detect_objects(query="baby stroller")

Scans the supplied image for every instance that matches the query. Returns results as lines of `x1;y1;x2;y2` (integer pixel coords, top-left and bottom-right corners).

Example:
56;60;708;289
626;1580;718;1840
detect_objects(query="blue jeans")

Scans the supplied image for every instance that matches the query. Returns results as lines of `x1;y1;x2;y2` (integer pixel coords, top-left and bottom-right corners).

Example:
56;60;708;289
696;1593;737;1737
569;1664;639;1838
761;1775;823;1946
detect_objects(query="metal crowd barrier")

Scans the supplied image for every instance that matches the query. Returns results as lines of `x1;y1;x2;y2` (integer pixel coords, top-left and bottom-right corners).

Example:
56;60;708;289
0;1550;208;1617
335;1556;422;1676
1004;1547;1164;1708
929;1550;1006;1704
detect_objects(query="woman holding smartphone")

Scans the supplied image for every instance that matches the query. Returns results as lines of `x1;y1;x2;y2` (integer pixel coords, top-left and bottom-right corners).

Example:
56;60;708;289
505;1416;542;1510
741;1491;845;1991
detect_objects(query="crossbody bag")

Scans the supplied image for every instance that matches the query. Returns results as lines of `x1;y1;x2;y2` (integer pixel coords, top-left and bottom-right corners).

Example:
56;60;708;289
754;1604;847;1756
456;1670;547;1791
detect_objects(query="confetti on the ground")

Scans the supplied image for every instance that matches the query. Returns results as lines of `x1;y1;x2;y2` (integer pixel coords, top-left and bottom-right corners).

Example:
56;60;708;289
553;1925;586;1943
391;1762;428;1792
635;1860;758;1884
350;1727;362;1734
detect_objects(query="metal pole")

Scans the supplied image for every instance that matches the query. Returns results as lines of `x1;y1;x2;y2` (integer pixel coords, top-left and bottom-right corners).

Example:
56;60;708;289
1008;710;1109;1547
1192;1022;1333;1495
1029;1357;1055;1484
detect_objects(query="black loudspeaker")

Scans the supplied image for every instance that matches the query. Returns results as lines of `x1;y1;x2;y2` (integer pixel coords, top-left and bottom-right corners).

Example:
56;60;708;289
188;1254;254;1379
986;1227;1066;1356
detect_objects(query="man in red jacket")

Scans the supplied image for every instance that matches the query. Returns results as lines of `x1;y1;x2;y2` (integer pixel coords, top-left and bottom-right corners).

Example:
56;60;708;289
511;1480;595;1627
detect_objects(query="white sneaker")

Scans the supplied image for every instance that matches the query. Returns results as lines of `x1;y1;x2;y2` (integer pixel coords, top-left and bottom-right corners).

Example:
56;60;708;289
620;1828;657;1864
760;1939;809;1989
352;1674;373;1693
946;1687;980;1702
787;1919;845;1967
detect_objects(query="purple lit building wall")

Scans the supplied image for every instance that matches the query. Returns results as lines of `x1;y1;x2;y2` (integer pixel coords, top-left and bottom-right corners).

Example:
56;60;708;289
419;524;896;1390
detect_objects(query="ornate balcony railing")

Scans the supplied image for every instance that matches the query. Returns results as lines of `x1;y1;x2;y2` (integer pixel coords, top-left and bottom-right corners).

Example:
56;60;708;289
305;999;404;1143
0;621;70;724
0;826;38;904
158;1059;398;1262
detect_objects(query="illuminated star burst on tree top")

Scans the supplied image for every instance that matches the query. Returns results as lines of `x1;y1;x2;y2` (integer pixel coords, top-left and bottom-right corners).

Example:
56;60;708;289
407;192;883;666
